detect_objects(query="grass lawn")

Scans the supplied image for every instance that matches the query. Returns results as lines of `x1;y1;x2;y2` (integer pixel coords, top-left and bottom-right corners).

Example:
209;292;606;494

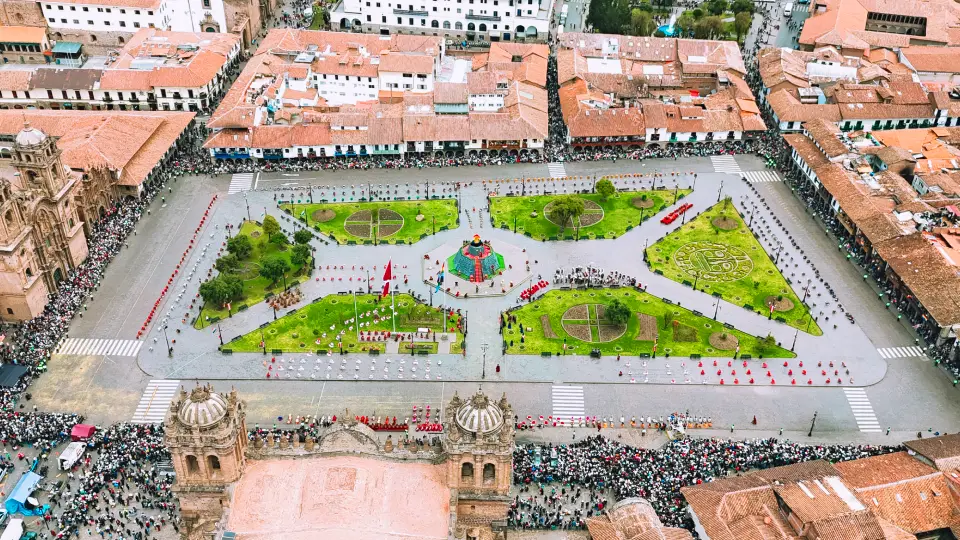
645;202;822;336
195;220;305;329
504;288;793;358
281;199;458;245
309;4;325;29
226;293;464;353
489;189;690;241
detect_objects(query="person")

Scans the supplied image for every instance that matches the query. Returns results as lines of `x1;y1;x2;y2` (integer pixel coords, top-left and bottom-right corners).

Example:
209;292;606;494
496;364;500;373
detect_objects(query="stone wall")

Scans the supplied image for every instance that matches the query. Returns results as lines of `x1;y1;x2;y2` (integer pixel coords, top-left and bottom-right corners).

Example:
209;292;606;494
47;28;133;55
246;424;448;465
0;1;46;27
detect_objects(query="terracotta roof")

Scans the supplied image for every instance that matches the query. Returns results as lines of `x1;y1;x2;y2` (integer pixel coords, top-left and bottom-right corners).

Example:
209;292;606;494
905;434;960;463
806;118;849;158
873;232;960;326
434;82;467;104
767;89;843;123
42;0;162;7
0;69;33;91
835;452;938;489
902;47;960;74
0;26;47;44
785;133;830;168
0;110;193;187
378;52;435;74
30;68;101;90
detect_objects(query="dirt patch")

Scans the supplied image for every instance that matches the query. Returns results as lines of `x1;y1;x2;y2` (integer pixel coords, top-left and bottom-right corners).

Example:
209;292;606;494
631;196;655;209
579;212;604;226
347;210;372;222
345;223;371;238
378;223;402;237
709;332;739;350
673;323;699;342
562;323;593;342
598;324;627;342
380;209;402;221
711;216;739;230
312;209;336;223
637;314;658;341
563;304;589;320
250;231;262;238
764;295;795;312
594;304;605;320
541;315;558;339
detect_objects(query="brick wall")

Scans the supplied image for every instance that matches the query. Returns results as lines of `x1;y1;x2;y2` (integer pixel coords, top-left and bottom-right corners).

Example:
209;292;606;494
0;1;46;27
47;28;134;55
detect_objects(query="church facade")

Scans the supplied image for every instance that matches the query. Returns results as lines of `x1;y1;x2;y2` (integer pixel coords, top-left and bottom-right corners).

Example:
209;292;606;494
0;123;87;321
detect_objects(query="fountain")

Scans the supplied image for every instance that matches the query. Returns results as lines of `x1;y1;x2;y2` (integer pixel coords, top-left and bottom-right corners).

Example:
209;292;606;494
657;12;679;37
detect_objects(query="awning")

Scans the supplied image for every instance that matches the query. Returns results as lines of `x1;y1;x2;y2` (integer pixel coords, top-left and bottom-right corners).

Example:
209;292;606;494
70;424;96;441
51;42;82;54
0;364;27;388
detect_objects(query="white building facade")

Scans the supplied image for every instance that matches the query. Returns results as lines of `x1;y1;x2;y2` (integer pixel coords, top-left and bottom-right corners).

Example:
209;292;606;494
331;0;553;42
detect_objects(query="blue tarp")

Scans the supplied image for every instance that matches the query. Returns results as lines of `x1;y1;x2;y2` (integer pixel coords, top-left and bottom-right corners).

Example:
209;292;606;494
4;472;45;516
51;42;81;54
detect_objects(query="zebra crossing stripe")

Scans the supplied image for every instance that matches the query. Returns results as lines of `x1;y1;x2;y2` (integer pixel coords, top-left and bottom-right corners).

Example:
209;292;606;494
547;162;567;179
877;346;926;359
710;155;742;174
552;385;585;418
132;380;181;424
741;171;782;183
228;173;254;195
844;388;882;432
56;338;143;357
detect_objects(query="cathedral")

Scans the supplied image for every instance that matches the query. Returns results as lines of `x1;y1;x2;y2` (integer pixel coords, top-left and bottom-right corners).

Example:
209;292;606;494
0;123;88;321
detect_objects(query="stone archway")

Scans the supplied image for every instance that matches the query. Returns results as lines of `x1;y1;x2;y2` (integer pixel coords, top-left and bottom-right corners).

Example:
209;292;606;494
53;267;63;284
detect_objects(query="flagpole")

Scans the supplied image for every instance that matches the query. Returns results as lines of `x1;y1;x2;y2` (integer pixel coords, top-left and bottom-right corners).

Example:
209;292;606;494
391;288;396;333
354;290;360;341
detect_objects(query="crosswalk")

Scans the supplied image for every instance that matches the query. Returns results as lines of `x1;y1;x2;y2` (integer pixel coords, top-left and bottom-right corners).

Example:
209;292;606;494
843;388;882;432
710;155;742;174
131;380;181;424
228;173;254;194
56;338;144;357
877;346;927;359
547;162;567;179
741;170;782;183
551;385;585;419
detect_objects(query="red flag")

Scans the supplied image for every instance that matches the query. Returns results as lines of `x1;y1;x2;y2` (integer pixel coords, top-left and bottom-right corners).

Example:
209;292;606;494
381;281;390;298
382;259;393;282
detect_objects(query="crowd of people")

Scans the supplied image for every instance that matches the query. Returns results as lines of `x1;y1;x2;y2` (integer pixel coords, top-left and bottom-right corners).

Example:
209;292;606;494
510;435;900;531
553;265;640;288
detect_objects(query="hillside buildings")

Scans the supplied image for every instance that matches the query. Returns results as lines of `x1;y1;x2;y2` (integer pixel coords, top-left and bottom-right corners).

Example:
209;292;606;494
205;29;548;161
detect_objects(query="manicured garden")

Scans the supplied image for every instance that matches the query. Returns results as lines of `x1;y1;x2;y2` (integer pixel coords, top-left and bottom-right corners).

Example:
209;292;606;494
645;201;822;335
280;199;458;245
489;186;690;241
195;218;308;329
226;293;464;353
504;288;793;358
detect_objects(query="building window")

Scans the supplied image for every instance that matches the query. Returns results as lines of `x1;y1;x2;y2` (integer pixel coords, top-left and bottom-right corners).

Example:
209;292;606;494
207;455;221;473
186;455;200;474
119;20;125;26
483;464;496;485
461;463;474;483
202;0;210;7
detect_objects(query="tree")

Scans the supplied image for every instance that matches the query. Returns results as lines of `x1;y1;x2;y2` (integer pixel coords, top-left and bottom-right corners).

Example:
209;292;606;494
694;15;724;39
586;0;630;34
758;334;778;355
731;0;754;14
226;234;252;259
271;231;290;246
259;256;289;285
605;299;631;325
291;244;311;267
692;7;704;19
548;195;586;234
630;9;655;36
734;11;752;41
676;12;696;34
214;254;240;274
262;214;281;241
662;311;675;330
294;228;313;245
707;0;728;15
595;178;617;202
199;275;242;307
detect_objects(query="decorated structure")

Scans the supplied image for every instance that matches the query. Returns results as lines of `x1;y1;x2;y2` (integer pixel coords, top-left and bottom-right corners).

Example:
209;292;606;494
451;234;504;283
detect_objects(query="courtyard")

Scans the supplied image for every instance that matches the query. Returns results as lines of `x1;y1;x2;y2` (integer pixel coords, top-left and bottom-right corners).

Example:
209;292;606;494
504;288;793;358
281;199;459;244
489;188;689;240
645;201;822;336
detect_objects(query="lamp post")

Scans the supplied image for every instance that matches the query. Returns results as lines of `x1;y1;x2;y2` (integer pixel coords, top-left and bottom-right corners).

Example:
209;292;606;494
244;193;251;221
163;325;172;357
713;300;720;320
717;177;724;202
801;279;812;303
692;173;698;190
808;411;818;437
790;328;799;351
481;342;489;379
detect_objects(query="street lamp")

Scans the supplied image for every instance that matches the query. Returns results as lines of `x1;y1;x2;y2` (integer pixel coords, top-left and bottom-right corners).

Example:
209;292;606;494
481;343;489;379
717;177;725;202
808;411;818;437
713;300;720;320
244;193;251;221
163;325;172;356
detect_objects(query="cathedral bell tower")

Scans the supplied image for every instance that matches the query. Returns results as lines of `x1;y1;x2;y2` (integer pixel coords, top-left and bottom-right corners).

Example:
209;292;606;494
12;122;68;198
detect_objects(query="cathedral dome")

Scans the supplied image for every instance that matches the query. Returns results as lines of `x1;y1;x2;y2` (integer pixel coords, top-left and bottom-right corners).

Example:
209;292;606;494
178;384;228;428
455;389;504;434
15;123;47;147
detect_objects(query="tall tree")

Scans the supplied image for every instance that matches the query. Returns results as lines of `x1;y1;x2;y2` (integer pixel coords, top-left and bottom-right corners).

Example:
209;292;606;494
291;244;312;267
294;228;313;245
262;215;281;241
605;299;631;325
259;256;289;285
676;12;696;35
214;254;240;274
731;0;755;14
734;11;752;41
595;178;617;201
226;235;252;259
548;195;586;235
630;9;655;36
